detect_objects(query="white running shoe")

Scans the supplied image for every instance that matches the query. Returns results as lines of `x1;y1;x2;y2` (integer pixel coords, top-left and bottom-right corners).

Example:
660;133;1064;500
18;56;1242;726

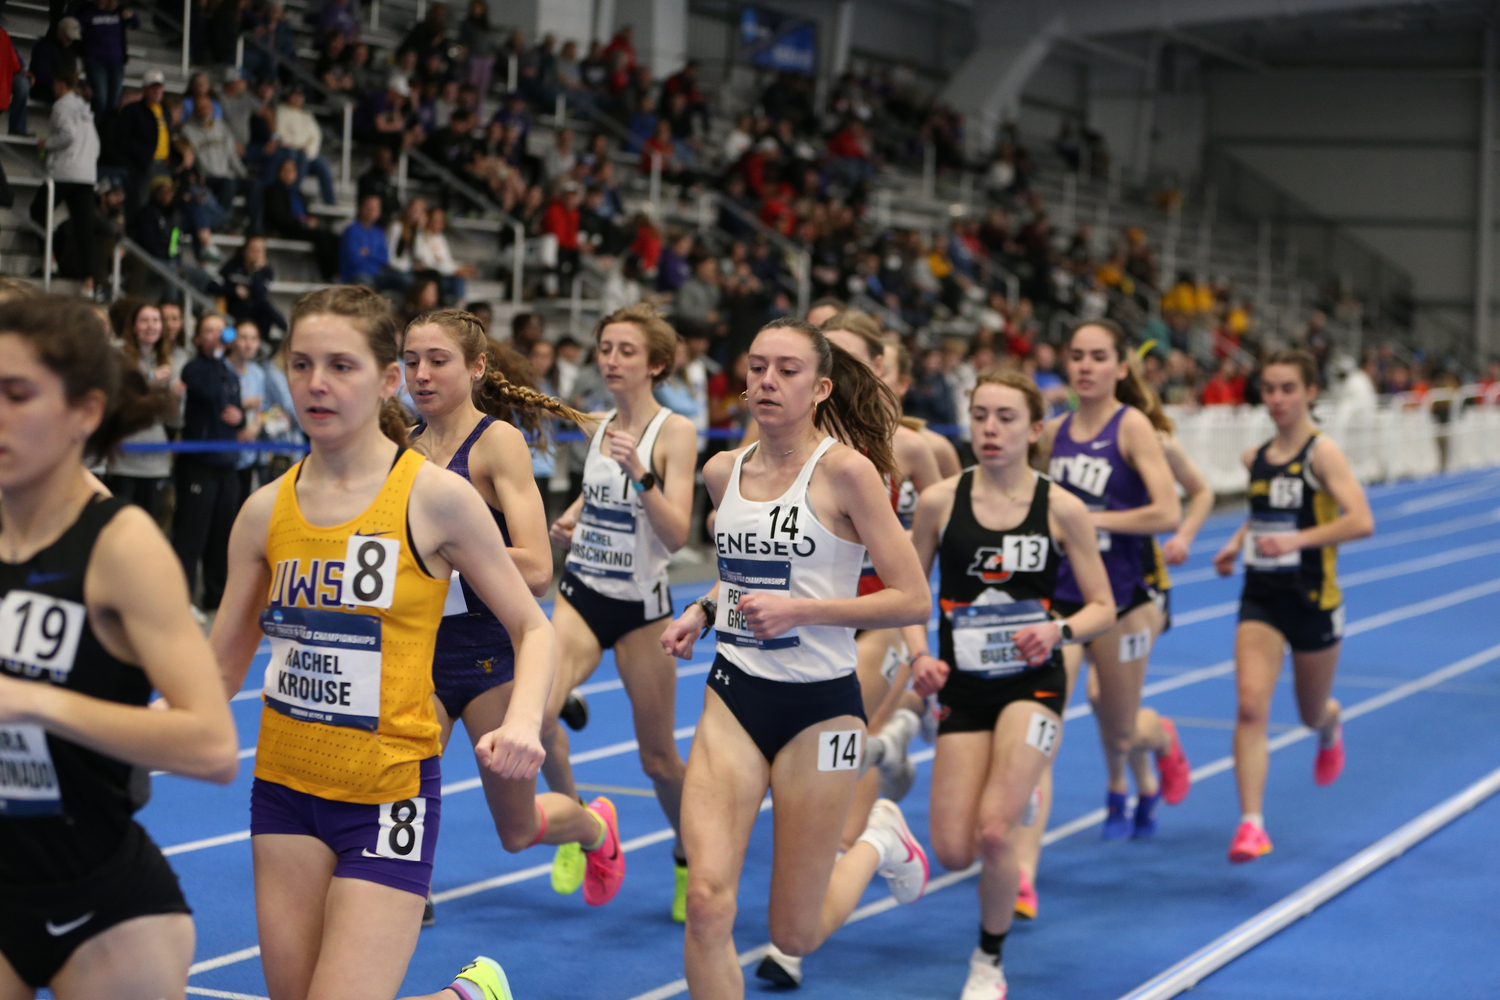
960;948;1007;1000
920;694;941;744
755;943;803;988
877;709;921;801
862;798;929;904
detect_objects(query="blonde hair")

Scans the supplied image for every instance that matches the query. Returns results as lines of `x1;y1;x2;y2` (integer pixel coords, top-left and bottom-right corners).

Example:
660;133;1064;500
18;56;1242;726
593;302;678;385
819;310;884;363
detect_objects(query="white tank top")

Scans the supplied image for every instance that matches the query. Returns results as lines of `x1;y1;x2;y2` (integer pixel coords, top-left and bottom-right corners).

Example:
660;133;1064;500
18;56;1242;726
566;406;673;605
712;437;866;683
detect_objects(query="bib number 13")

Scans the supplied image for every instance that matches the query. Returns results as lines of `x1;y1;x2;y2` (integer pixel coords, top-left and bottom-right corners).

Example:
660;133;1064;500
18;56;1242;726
817;730;862;772
340;536;400;610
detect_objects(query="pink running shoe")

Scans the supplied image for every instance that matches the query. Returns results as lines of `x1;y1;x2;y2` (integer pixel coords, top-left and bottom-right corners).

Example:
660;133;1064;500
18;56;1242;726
1315;725;1345;786
1156;717;1192;805
582;797;625;906
1227;821;1273;864
1014;869;1038;920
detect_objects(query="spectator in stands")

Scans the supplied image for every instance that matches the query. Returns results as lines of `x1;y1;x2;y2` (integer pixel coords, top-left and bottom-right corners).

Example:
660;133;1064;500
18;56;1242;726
0;26;25;138
181;95;263;231
400;274;442;325
1200;356;1246;406
675;253;720;328
626;91;657;151
217;234;285;338
492;89;530;146
826;118;875;189
400;2;449;60
225;319;266;501
174;312;244;611
106;299;180;518
78;0;138;115
655;230;691;294
640;117;699;196
906;346;957;430
541;127;576;184
250;2;297;80
541;179;582;296
458;0;497;97
707;350;749;443
341;192;408;289
264;156;339;279
313;0;359;50
31;68;98;289
129;175;181;266
170;136;230;263
413;205;475;303
509;311;544;355
26;18;81;127
421;105;475;169
276;83;337;205
579;184;625;256
118;69;172;209
357;143;400;223
89;176;127;288
219;68;257;147
386;195;424;274
183;71;222;120
355;75;415;155
315;30;353;95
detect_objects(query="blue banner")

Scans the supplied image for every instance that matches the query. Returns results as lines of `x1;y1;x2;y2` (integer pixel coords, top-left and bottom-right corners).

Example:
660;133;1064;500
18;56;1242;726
738;6;818;76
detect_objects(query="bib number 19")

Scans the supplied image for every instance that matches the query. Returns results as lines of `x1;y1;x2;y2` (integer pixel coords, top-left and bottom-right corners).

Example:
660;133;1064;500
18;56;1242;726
817;730;862;772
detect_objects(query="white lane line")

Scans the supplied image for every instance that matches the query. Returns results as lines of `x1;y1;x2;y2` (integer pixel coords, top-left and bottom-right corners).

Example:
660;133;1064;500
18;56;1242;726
190;946;263;975
577;663;712;697
162;573;1500;856
186;988;267;1000
622;640;1500;1000
1116;763;1500;1000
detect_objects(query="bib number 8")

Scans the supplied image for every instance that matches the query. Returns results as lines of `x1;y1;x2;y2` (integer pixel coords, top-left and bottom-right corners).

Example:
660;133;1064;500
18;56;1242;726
817;730;862;772
340;536;400;610
375;796;427;860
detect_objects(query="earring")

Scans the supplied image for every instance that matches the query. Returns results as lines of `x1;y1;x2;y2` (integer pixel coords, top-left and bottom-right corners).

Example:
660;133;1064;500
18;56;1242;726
740;391;748;400
473;374;483;382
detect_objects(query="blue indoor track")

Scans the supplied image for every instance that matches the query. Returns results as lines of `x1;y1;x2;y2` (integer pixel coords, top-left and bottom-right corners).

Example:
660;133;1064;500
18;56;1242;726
156;469;1500;1000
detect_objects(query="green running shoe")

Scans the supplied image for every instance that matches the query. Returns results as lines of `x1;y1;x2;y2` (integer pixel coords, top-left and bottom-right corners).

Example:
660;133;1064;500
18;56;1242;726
552;840;585;895
452;956;514;1000
672;862;688;923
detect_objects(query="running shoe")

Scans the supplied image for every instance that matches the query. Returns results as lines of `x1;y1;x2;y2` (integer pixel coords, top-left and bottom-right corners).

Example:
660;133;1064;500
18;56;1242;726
450;956;515;1000
561;690;590;731
959;948;1008;1000
1014;869;1038;920
877;709;921;801
866;798;929;903
582;797;625;906
1227;821;1273;864
1156;717;1192;805
422;895;435;927
1132;791;1161;840
755;944;803;988
672;862;688;923
1314;724;1345;786
1102;790;1131;840
920;693;941;744
551;841;585;895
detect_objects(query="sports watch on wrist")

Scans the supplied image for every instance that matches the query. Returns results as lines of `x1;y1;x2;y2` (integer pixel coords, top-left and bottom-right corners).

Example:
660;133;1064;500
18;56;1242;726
630;472;658;492
1057;620;1075;645
693;597;718;637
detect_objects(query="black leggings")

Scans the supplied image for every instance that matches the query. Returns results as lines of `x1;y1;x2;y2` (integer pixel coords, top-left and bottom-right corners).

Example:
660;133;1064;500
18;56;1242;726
170;461;240;610
102;474;167;522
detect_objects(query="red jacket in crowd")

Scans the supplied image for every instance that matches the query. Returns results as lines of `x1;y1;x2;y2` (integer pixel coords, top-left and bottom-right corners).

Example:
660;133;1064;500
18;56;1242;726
827;125;870;161
542;198;580;251
1201;374;1246;406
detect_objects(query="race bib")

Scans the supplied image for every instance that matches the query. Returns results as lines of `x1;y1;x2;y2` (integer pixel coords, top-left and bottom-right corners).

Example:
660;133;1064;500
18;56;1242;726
0;724;61;815
880;640;904;684
715;557;798;650
261;607;383;730
817;729;862;772
442;572;468;617
0;590;86;681
1025;712;1060;757
339;535;400;610
1118;628;1153;662
566;503;637;581
1244;515;1300;570
950;598;1051;678
372;796;427;860
1003;534;1050;572
1269;476;1304;509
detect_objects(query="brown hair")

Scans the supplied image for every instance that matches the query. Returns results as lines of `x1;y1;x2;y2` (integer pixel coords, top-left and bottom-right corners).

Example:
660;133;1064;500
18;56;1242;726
0;277;39;304
1263;348;1321;389
0;294;171;458
973;367;1046;463
121;299;170;368
404;309;591;447
754;317;899;479
593;302;677;385
819;310;885;363
1067;318;1172;433
289;285;408;445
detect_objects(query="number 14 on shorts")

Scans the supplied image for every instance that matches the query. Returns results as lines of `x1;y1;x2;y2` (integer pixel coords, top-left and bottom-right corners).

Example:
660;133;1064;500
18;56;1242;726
818;730;863;772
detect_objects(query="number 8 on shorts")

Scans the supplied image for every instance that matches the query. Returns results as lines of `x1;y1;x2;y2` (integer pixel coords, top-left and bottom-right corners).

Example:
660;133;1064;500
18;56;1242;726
374;797;427;860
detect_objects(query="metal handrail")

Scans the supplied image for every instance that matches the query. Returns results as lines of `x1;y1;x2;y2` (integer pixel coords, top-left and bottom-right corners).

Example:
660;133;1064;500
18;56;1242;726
234;31;358;185
400;147;526;303
119;236;220;321
702;192;810;314
0;143;55;289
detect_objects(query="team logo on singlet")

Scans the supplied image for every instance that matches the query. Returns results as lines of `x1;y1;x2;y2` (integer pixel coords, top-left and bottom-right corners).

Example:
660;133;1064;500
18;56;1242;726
1049;455;1112;497
966;548;1013;584
966;536;1049;582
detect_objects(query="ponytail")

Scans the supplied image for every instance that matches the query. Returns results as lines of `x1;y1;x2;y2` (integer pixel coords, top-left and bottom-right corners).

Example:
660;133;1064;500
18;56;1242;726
406;308;593;450
756;317;899;480
1069;318;1173;433
378;398;410;446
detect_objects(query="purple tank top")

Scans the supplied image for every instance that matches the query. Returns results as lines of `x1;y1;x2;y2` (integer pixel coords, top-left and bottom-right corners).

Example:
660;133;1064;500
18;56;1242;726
1048;405;1149;607
414;416;513;649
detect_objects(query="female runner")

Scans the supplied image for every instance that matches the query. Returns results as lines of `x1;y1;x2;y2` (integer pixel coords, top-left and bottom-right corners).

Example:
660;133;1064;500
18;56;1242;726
1041;319;1187;841
884;340;963;478
210;286;556;1000
906;369;1114;1000
543;303;698;918
403;310;622;921
1214;349;1372;863
0;294;238;1000
660;318;931;1000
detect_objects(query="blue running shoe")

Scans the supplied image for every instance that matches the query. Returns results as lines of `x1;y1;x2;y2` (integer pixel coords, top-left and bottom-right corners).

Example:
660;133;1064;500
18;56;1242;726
1132;792;1161;839
1102;791;1131;840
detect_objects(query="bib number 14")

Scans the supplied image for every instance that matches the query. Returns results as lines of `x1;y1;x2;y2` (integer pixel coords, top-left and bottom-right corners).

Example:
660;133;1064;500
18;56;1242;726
817;730;862;772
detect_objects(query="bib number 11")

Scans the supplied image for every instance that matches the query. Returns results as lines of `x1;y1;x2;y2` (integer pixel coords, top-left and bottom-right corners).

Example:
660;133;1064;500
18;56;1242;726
817;730;862;772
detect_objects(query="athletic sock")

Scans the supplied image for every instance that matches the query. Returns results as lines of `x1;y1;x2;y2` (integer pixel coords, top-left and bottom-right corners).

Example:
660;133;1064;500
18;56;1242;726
856;822;894;868
674;854;688;868
979;927;1006;962
583;811;608;852
1241;813;1264;830
1319;721;1341;749
863;734;888;770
